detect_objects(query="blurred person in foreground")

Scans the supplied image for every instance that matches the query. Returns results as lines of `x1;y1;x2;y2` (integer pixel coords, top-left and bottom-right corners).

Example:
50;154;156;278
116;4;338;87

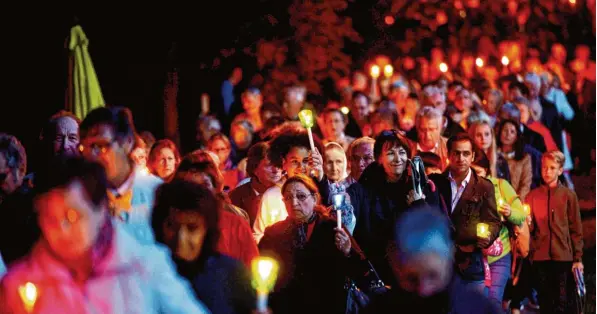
0;157;209;313
365;207;499;314
152;179;255;314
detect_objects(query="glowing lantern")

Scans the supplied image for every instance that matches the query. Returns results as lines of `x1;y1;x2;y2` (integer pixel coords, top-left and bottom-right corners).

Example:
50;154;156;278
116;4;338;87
252;257;280;312
18;282;38;313
370;65;380;79
383;64;394;78
476;57;484;68
439;62;448;73
477;223;490;239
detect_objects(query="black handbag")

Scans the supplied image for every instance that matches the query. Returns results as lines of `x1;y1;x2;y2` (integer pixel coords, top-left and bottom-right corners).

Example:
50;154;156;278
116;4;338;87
345;259;390;314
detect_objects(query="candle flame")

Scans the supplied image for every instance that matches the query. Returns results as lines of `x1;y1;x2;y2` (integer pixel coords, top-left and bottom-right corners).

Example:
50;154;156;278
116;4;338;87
251;257;279;293
370;65;380;78
501;56;510;66
439;62;448;73
476;58;484;68
383;64;393;78
340;106;350;115
18;282;37;312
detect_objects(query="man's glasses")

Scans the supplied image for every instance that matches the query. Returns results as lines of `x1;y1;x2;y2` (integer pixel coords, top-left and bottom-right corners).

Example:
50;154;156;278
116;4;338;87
78;141;114;156
283;193;313;202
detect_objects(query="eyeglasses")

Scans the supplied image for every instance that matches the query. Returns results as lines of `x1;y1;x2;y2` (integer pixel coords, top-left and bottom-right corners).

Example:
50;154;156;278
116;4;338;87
283;193;313;202
78;141;114;156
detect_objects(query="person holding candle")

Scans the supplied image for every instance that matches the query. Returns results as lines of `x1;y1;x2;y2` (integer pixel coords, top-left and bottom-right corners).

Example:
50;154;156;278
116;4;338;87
429;133;501;295
526;150;584;313
470;150;526;310
252;124;325;243
0;157;209;313
258;174;365;314
152;179;256;314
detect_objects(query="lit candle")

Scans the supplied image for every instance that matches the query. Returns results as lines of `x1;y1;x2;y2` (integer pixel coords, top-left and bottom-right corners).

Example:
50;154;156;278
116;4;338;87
340;106;350;115
298;109;316;152
523;204;531;216
383;64;393;78
477;223;490;239
475;57;484;68
439;62;448;73
501;56;510;66
252;257;279;312
18;282;38;313
497;198;504;207
370;65;380;79
333;193;345;229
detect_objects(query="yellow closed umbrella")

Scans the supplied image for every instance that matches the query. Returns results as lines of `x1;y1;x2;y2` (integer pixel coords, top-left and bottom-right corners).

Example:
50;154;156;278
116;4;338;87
66;25;105;120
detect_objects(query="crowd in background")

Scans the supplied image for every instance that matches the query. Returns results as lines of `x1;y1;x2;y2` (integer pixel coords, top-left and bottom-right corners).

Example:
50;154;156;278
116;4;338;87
0;36;594;313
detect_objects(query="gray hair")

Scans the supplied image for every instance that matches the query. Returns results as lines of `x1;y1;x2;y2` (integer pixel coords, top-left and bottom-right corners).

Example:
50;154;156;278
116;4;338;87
415;106;443;127
524;72;541;88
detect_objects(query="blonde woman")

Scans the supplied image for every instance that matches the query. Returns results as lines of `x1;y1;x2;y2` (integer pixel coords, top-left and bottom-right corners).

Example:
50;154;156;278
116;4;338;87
468;120;511;181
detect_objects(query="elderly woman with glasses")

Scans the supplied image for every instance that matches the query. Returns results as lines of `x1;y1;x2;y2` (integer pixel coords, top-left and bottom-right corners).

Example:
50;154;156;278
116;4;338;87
259;174;366;314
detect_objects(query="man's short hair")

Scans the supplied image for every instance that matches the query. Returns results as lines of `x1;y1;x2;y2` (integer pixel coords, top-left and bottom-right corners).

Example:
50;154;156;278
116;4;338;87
346;137;375;161
415;106;443;127
498;102;521;123
246;142;269;178
322;108;348;125
447;133;474;152
80;107;137;142
508;81;530;98
40;110;81;142
542;150;565;168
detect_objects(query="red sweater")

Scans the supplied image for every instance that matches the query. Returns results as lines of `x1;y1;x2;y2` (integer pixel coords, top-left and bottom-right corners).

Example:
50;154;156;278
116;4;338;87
216;210;259;267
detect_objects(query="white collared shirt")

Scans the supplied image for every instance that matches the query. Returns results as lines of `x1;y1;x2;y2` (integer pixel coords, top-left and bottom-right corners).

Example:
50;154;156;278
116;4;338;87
448;168;472;213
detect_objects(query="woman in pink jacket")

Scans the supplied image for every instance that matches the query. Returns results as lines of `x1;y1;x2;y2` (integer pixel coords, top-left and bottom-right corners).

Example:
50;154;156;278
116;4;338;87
0;158;209;314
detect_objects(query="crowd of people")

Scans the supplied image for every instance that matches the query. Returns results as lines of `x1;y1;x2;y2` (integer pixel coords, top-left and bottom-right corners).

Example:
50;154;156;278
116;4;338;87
0;39;593;313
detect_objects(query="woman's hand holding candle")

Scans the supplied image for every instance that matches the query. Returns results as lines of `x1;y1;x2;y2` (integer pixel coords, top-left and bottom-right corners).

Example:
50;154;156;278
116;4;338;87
334;227;351;256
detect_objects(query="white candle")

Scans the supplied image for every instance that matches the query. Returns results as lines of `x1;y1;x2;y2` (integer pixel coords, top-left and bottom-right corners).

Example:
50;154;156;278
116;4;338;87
337;209;342;229
257;291;268;312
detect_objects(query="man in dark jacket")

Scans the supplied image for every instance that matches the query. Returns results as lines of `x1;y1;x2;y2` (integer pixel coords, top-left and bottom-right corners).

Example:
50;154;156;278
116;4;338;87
429;133;501;295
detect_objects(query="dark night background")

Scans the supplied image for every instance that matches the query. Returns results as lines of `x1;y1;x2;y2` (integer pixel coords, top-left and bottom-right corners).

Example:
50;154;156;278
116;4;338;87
1;2;593;165
0;2;382;159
